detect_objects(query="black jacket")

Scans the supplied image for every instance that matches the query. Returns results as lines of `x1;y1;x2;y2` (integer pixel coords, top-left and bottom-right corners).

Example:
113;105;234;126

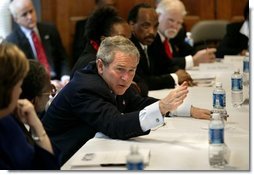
42;62;157;164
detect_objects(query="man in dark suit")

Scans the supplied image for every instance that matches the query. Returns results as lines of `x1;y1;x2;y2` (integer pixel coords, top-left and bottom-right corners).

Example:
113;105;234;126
42;36;196;164
155;0;216;69
216;3;249;58
72;0;117;66
128;3;193;90
6;0;70;83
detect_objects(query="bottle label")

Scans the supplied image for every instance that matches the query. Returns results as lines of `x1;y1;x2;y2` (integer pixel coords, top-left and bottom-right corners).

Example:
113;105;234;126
213;93;226;108
231;78;243;91
127;162;144;170
243;60;249;72
209;128;224;144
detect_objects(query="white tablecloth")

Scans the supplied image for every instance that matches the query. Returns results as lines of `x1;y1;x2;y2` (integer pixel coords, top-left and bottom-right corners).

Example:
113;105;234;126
61;59;249;170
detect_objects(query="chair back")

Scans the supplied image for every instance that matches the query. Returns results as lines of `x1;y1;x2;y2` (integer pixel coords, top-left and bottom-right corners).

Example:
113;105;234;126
190;20;229;50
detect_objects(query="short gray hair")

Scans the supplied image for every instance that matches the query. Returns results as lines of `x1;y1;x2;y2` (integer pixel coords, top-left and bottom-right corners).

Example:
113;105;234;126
156;0;187;16
96;36;140;65
9;0;33;18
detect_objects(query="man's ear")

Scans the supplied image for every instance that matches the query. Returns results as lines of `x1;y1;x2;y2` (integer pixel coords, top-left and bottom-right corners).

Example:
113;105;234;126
96;59;104;75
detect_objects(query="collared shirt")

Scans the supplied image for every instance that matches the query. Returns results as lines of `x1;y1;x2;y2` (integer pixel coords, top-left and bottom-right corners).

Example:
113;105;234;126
20;26;40;60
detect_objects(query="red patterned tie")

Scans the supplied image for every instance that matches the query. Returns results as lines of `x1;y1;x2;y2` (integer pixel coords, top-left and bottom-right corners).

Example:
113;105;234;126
31;30;50;73
164;39;173;59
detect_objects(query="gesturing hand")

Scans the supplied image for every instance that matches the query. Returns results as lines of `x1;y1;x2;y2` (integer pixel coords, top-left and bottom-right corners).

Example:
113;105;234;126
159;81;189;115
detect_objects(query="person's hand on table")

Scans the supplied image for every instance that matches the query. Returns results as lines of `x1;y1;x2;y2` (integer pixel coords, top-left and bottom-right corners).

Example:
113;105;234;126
190;106;211;120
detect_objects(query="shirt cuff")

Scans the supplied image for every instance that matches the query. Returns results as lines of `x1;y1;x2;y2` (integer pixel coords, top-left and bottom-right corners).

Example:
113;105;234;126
139;101;164;131
170;73;179;87
185;55;194;69
171;94;191;117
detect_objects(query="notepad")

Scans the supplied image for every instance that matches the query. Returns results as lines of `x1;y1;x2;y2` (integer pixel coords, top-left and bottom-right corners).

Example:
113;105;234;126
70;149;151;167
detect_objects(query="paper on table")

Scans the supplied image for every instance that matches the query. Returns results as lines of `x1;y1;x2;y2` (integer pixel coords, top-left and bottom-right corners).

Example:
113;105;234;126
70;149;150;167
189;72;216;87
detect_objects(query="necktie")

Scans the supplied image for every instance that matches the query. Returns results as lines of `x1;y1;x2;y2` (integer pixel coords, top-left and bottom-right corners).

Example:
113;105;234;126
143;46;150;68
31;30;50;73
163;39;173;59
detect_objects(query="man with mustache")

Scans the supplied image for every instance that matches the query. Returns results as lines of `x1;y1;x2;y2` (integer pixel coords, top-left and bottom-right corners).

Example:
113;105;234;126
128;3;192;90
154;0;216;69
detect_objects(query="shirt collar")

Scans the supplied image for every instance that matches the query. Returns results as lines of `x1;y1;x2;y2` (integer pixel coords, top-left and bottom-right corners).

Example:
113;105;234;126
139;42;147;50
20;25;39;38
158;30;166;42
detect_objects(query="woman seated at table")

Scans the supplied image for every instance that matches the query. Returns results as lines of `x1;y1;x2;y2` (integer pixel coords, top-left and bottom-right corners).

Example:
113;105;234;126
0;42;60;169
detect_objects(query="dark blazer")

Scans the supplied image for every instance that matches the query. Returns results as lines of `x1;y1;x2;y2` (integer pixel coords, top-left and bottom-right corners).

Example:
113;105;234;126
42;62;157;164
170;27;196;63
5;23;70;80
131;34;178;90
0;115;60;169
216;21;249;58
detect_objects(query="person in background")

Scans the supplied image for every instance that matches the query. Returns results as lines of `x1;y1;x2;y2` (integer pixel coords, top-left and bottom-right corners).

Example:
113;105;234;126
0;42;59;169
41;36;210;165
155;0;216;69
72;0;117;66
216;2;249;58
128;3;193;90
71;6;130;76
6;0;70;90
20;60;56;120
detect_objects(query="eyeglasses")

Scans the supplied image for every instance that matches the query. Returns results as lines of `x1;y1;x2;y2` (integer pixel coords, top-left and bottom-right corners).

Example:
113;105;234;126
41;84;57;98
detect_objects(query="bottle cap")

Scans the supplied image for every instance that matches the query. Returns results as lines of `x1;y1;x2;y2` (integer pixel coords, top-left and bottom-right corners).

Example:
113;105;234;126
212;112;221;119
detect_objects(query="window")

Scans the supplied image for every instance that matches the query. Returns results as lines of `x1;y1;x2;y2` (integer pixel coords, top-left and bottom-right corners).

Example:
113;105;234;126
0;0;11;38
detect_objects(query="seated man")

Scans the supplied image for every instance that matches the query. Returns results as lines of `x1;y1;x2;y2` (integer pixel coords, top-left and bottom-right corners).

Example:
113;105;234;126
42;36;210;165
155;0;216;69
6;0;70;86
216;3;249;58
128;3;193;90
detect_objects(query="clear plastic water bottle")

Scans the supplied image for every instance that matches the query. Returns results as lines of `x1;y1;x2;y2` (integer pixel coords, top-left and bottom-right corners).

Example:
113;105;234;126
185;32;194;47
209;112;226;167
231;69;243;108
213;82;226;111
212;82;228;120
243;53;249;100
126;145;144;170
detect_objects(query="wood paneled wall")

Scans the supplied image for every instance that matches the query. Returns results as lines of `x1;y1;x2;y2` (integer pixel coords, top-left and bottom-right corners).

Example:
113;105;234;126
40;0;248;67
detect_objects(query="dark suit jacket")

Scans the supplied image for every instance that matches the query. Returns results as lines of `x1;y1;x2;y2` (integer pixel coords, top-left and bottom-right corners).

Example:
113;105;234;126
170;27;196;64
131;34;178;90
216;21;249;58
42;62;157;164
0;115;60;169
6;22;70;80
